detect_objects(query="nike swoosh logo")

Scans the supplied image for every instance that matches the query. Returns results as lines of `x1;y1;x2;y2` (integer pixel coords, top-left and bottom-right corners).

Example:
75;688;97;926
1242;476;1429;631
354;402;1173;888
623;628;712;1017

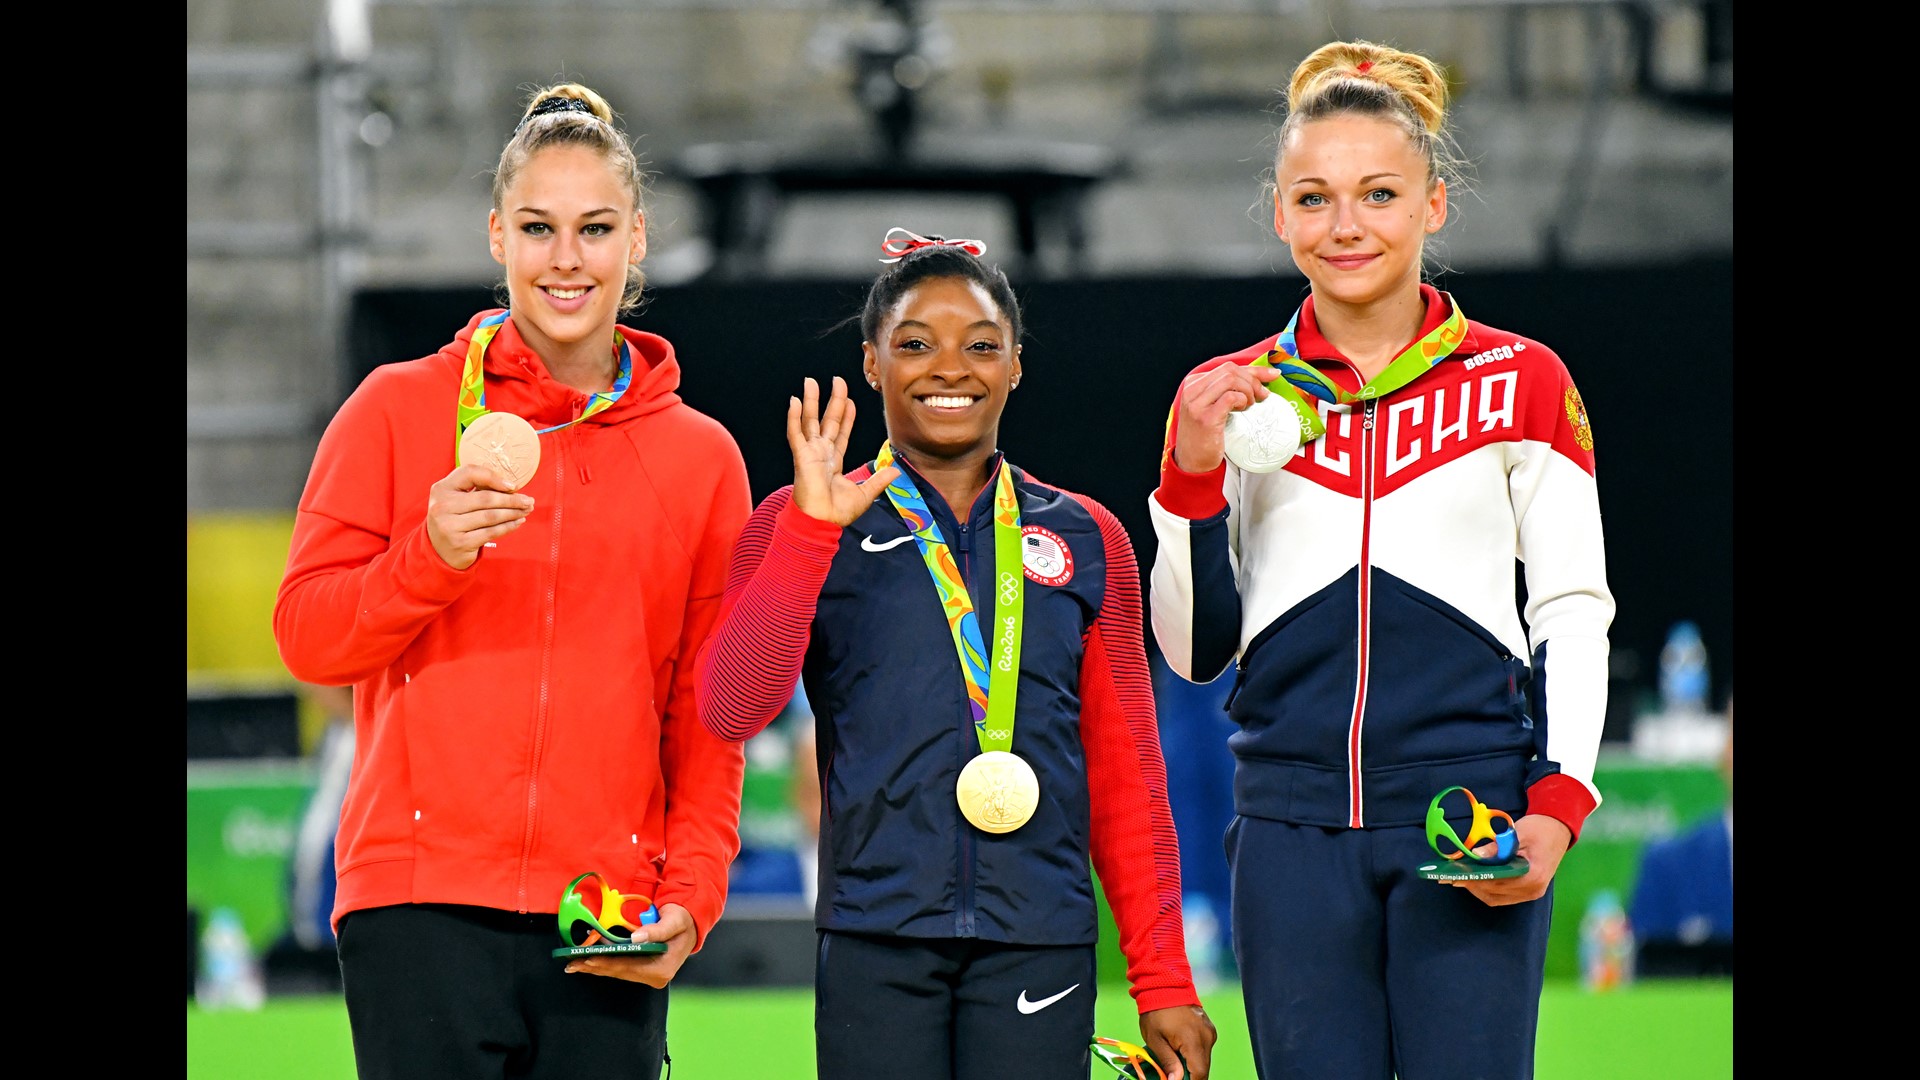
1016;983;1081;1014
861;535;916;552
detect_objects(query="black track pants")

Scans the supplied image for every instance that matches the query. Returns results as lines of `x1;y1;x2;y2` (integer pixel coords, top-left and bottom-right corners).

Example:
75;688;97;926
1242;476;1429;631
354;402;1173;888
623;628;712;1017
337;903;668;1080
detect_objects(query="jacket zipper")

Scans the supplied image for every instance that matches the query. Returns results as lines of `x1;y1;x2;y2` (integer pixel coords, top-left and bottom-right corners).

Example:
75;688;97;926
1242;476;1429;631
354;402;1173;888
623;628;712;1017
517;428;567;910
1348;399;1378;828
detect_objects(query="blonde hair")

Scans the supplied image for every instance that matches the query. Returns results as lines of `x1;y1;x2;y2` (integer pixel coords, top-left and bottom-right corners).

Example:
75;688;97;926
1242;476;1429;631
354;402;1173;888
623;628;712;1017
1274;41;1465;196
490;83;649;315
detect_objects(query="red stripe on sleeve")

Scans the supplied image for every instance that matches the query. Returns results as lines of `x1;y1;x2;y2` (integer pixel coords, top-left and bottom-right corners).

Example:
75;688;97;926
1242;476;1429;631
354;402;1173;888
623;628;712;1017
695;489;844;742
1071;492;1201;1014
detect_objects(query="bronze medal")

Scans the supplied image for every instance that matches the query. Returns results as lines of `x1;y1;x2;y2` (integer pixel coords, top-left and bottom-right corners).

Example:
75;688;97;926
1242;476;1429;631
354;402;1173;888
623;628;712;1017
458;410;542;490
955;750;1040;834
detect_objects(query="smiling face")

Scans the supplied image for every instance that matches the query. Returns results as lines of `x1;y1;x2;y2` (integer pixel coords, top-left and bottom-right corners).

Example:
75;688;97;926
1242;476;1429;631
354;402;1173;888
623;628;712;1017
862;276;1022;463
1272;113;1446;310
488;143;646;367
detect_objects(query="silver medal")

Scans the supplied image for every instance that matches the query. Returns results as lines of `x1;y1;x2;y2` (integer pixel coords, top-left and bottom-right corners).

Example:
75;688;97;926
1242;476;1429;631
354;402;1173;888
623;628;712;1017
1222;392;1304;474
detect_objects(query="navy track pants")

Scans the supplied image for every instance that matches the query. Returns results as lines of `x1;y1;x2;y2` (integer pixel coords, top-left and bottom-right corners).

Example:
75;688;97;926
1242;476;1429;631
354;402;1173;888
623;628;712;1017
1227;815;1551;1080
815;930;1097;1080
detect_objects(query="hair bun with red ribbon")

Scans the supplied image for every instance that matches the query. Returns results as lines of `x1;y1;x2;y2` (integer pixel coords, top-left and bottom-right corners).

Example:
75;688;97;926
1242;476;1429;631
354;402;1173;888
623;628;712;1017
880;227;988;264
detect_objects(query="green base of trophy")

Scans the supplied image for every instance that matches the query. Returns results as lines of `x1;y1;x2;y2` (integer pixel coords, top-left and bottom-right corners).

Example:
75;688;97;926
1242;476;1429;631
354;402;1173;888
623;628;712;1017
1417;856;1530;882
551;941;669;959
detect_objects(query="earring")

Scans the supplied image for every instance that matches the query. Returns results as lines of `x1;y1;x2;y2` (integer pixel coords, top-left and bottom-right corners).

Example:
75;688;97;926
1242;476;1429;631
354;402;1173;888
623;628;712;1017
1011;378;1020;389
868;379;879;390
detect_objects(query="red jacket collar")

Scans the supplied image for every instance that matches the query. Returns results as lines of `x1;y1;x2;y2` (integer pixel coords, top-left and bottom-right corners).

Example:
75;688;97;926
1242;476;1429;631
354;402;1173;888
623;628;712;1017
444;310;683;428
1290;283;1455;363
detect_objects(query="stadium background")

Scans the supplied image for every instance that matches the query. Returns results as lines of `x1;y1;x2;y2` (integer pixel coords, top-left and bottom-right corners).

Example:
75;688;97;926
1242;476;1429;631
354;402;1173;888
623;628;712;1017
187;1;1733;1075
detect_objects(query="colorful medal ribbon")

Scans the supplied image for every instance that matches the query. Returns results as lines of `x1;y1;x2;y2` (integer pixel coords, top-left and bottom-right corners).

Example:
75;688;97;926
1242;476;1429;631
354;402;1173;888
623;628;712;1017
874;442;1023;753
1249;294;1468;443
455;311;634;457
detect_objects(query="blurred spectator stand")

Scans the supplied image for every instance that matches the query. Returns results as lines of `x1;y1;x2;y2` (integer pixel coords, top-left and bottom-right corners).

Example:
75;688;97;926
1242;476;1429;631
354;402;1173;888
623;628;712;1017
670;0;1122;280
674;135;1121;281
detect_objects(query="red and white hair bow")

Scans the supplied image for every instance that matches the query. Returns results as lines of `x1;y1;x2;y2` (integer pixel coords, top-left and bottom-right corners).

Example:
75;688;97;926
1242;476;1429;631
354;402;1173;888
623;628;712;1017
879;227;988;264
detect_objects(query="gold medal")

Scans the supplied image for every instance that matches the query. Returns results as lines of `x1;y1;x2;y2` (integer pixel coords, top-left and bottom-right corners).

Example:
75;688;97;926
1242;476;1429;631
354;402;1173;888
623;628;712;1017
955;750;1040;834
458;410;542;490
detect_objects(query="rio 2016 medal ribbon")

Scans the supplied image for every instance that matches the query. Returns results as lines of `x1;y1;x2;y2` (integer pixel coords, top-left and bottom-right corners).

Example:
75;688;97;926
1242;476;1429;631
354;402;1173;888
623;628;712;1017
454;310;635;489
458;410;542;489
874;441;1037;833
1221;392;1306;474
955;749;1041;834
1230;294;1471;465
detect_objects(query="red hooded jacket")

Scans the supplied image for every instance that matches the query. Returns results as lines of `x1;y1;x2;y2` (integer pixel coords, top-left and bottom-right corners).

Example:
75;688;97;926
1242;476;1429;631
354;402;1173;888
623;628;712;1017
274;311;751;947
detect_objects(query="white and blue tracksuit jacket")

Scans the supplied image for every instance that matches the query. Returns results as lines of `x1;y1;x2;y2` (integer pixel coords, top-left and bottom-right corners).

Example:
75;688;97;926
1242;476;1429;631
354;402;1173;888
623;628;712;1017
1148;285;1614;838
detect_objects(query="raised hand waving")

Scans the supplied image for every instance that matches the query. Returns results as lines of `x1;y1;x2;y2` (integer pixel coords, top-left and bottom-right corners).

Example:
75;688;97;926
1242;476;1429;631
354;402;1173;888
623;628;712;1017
789;375;901;526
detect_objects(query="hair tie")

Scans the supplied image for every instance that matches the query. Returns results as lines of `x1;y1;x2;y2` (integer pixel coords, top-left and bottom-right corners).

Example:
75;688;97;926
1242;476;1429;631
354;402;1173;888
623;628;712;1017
516;96;595;132
1354;61;1374;75
879;227;988;264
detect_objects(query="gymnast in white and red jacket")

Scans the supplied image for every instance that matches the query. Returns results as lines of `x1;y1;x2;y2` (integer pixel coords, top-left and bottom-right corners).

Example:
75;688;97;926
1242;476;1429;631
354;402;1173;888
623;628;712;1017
1147;40;1616;1080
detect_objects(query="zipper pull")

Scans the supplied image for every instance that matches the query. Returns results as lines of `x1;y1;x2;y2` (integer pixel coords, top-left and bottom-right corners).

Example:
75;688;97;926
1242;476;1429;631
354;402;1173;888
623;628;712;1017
1223;661;1250;710
1363;399;1377;430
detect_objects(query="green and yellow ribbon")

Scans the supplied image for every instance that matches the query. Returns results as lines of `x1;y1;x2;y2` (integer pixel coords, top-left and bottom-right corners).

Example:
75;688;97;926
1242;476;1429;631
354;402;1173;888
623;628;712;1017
874;442;1023;753
1250;296;1468;442
455;311;633;459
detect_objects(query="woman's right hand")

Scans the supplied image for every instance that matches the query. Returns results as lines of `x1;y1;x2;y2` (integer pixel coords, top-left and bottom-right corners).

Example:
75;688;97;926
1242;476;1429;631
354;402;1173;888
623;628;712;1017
425;464;535;569
789;375;900;526
1172;363;1284;473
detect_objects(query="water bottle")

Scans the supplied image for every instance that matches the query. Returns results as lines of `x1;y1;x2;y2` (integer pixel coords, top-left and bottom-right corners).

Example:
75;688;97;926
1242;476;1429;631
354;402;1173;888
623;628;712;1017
1182;893;1222;992
195;906;266;1010
1578;889;1635;991
1658;620;1710;715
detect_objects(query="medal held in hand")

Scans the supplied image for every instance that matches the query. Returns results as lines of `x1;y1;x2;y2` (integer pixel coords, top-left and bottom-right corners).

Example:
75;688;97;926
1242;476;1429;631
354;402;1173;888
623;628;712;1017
1226;293;1471;473
454;310;635;490
1416;785;1531;881
874;442;1038;834
552;871;668;958
458;410;542;489
1221;392;1306;474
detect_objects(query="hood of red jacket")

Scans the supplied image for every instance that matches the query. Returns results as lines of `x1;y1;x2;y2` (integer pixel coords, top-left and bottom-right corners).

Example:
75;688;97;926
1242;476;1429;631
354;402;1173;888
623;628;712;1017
434;309;685;430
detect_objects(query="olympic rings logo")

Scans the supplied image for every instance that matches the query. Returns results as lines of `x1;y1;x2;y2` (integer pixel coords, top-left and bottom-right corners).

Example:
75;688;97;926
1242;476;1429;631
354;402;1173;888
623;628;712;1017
998;571;1019;606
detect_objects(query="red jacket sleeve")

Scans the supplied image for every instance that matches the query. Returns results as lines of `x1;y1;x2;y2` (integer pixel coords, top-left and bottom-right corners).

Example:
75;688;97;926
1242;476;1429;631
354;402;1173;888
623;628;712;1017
1154;358;1235;521
1074;495;1201;1015
696;490;844;742
652;434;755;950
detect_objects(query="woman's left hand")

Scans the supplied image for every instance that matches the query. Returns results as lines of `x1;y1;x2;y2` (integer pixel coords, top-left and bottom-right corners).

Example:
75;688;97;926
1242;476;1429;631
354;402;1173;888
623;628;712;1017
561;903;697;987
1453;814;1572;907
1140;1004;1218;1080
